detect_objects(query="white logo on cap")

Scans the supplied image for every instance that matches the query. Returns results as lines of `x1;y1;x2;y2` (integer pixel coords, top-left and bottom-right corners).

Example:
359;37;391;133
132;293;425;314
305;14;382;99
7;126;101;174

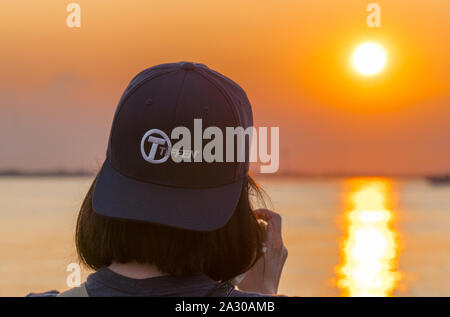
140;129;172;164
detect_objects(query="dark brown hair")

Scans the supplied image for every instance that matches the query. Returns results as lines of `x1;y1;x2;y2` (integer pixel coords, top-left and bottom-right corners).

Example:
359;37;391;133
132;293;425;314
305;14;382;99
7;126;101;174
75;175;266;282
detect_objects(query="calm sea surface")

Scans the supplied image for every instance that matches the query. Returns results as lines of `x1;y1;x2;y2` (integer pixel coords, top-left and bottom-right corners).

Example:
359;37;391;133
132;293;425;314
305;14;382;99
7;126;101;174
0;176;449;296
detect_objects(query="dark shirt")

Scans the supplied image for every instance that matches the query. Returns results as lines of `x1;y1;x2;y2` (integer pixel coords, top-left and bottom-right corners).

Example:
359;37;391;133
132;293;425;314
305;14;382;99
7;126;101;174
27;267;269;297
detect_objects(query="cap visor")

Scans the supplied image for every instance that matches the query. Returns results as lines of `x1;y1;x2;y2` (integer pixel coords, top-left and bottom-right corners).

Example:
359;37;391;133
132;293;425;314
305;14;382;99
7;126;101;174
92;161;243;231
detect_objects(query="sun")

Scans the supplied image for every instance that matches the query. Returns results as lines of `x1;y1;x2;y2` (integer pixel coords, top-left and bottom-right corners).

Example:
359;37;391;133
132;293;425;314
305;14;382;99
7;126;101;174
352;42;387;76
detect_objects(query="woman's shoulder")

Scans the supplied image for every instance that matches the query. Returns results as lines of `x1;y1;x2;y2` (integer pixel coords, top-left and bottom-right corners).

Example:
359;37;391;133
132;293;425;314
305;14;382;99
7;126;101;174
229;289;278;297
26;290;60;297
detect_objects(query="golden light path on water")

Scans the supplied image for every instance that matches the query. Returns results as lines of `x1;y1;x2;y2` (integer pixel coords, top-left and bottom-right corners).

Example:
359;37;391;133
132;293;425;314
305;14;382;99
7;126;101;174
336;179;402;297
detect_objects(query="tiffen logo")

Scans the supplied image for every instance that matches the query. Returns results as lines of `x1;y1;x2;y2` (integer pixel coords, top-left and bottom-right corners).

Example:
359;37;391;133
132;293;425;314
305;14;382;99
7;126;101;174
140;129;172;164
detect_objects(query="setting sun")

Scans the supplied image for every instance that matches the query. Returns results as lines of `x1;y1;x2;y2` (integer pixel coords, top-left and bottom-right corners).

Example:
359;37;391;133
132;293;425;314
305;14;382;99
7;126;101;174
352;42;387;76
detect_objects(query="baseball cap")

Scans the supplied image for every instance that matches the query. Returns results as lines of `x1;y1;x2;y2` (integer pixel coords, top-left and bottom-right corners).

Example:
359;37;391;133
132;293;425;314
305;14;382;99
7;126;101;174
92;62;253;231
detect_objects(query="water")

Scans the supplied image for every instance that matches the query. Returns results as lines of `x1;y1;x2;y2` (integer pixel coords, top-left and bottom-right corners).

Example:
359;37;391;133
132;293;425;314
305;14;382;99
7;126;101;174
336;179;400;296
0;176;449;296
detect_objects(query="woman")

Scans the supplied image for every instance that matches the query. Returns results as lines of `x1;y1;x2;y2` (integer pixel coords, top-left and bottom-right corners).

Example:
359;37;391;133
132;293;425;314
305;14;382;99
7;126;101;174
30;62;287;297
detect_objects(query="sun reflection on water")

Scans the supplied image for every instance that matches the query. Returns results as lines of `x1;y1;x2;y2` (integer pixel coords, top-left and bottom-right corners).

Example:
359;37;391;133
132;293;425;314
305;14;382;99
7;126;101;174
336;178;402;297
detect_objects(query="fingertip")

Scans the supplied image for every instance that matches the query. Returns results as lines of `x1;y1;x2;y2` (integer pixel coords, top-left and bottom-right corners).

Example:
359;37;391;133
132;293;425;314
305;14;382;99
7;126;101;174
253;208;272;220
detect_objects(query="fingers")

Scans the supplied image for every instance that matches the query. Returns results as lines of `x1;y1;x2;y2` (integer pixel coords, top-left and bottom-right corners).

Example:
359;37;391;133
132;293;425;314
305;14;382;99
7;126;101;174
253;208;282;230
253;209;283;249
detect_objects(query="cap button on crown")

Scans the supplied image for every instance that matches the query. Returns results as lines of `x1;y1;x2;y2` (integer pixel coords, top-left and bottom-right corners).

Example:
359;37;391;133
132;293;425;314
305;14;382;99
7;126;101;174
181;62;195;71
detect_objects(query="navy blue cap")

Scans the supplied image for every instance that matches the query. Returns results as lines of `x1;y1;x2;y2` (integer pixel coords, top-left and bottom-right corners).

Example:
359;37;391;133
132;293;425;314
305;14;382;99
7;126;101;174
92;62;253;231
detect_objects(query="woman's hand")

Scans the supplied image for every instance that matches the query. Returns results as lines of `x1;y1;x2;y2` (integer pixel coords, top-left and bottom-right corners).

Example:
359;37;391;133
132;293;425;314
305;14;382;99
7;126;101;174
237;209;288;295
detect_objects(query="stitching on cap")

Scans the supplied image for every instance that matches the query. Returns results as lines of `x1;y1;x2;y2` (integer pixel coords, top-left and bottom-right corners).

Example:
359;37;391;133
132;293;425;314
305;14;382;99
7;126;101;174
106;160;244;190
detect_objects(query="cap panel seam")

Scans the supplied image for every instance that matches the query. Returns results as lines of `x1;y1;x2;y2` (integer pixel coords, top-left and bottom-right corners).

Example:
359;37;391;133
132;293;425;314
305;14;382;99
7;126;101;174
193;69;242;180
194;69;240;125
171;71;188;127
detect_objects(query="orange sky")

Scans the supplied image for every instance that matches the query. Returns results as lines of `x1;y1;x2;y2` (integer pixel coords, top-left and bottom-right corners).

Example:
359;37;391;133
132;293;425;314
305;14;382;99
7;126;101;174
0;0;449;175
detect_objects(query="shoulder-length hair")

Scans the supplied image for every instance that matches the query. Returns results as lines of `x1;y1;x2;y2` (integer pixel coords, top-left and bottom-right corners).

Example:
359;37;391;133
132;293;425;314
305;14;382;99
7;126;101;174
75;175;266;282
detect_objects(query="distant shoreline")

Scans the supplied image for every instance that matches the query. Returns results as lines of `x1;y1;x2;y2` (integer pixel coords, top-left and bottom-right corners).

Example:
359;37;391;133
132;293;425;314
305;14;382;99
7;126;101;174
0;169;447;180
0;170;94;177
255;172;443;179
